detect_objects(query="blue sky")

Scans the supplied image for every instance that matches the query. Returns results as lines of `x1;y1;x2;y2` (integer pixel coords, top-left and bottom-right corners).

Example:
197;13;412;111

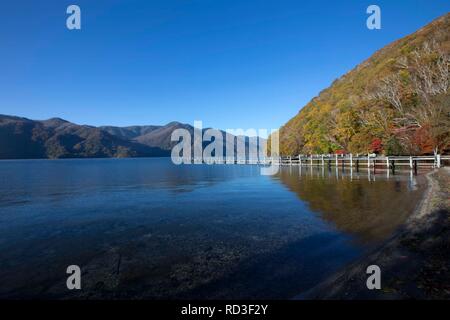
0;1;448;130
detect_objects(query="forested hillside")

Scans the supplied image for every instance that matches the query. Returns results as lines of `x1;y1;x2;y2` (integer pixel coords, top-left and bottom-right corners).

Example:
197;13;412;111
277;13;449;156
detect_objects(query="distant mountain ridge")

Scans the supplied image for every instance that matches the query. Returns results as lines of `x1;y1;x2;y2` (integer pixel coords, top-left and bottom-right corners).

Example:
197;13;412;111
0;115;262;159
101;121;194;151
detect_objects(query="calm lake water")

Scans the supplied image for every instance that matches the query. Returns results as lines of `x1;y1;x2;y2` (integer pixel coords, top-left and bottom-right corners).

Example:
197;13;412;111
0;158;425;299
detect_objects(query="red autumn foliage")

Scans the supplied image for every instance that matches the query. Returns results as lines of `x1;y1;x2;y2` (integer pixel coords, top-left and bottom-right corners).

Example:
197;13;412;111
370;138;383;154
413;126;434;154
393;126;435;155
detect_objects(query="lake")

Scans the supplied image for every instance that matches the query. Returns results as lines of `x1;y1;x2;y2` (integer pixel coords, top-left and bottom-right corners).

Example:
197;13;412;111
0;158;425;299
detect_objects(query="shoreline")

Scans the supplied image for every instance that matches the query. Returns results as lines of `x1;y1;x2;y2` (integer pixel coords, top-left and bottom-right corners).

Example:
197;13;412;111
299;167;450;299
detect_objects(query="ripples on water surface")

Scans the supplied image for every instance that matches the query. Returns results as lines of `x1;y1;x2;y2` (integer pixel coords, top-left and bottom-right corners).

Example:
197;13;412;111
0;158;425;299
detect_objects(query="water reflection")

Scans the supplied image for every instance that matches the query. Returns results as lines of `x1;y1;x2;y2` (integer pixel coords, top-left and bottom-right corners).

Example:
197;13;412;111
273;166;425;243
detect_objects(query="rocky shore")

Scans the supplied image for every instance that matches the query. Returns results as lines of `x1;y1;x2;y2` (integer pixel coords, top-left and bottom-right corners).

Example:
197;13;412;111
302;168;450;299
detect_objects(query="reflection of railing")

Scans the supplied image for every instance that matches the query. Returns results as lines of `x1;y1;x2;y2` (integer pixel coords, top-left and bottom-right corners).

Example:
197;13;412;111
182;154;449;171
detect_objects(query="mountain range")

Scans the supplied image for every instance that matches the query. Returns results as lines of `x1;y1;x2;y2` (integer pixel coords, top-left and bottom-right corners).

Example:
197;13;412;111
0;115;262;159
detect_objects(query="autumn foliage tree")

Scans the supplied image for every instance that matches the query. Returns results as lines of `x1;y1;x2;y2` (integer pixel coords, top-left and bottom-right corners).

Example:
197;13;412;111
370;138;383;154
